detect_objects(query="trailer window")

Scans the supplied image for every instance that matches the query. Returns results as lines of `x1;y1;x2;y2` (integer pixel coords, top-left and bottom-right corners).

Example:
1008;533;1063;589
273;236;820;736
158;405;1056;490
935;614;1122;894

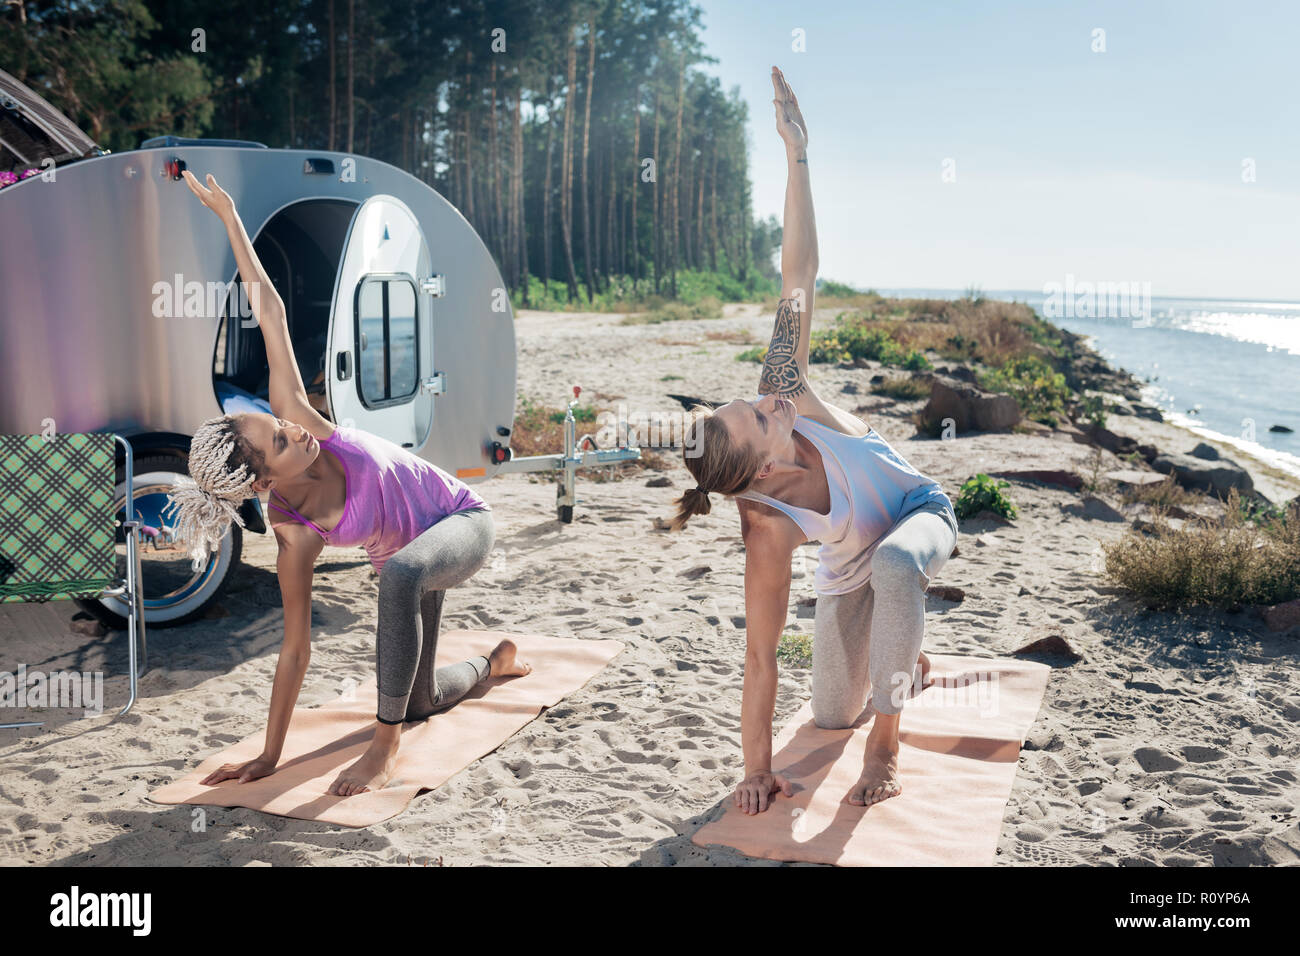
354;275;419;408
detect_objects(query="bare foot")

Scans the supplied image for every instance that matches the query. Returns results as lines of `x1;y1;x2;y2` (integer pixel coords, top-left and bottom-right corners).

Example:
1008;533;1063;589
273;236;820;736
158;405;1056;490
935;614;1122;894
918;650;933;690
847;739;902;807
329;733;399;797
487;639;532;679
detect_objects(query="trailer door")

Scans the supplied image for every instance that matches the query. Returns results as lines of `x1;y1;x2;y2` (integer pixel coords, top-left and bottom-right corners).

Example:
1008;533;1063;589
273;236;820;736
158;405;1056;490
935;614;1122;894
326;195;436;449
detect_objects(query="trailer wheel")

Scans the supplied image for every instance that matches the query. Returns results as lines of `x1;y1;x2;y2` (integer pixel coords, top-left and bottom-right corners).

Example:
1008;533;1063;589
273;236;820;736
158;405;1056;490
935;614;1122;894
74;455;242;630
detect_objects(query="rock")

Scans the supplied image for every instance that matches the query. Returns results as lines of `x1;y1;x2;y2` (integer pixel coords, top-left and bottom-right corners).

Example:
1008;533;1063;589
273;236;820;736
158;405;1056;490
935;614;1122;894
1054;421;1092;444
645;476;673;488
1131;404;1165;422
990;469;1083;490
920;377;1021;433
681;565;711;580
1104;469;1167;488
1015;420;1055;437
1190;442;1220;461
868;373;884;384
1268;424;1294;433
945;366;980;384
69;618;106;637
1012;634;1083;662
840;382;859;395
1081;423;1139;455
1259;599;1300;633
926;584;965;603
1137;443;1160;463
1151;451;1254;497
1062;495;1127;522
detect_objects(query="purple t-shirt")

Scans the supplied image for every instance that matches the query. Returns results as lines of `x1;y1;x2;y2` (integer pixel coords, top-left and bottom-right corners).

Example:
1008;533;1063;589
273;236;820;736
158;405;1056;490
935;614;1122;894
268;425;487;573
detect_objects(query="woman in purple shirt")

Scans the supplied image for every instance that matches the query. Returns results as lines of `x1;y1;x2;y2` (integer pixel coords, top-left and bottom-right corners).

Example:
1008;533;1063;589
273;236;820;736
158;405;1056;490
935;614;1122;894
163;171;531;798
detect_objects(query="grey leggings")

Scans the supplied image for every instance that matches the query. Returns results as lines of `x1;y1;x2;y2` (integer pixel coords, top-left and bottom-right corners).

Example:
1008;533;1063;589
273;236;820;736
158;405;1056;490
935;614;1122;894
375;507;496;725
812;500;958;726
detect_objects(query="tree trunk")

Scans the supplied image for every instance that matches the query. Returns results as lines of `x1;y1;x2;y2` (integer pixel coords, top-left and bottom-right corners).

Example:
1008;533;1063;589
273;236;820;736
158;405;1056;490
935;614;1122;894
345;0;354;153
669;56;684;298
630;90;639;285
708;138;719;272
579;13;597;302
328;0;336;150
514;87;529;306
560;23;580;303
651;88;660;294
542;83;556;300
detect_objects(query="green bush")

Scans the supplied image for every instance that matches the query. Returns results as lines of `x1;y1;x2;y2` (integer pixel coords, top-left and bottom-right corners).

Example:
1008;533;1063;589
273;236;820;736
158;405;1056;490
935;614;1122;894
978;355;1070;425
870;376;932;400
954;473;1018;520
737;345;767;363
808;319;905;364
776;630;813;668
547;405;598;424
1079;393;1108;428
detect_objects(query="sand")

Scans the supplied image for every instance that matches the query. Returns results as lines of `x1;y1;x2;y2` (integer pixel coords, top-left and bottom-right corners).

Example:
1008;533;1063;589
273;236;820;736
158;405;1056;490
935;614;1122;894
1;302;1297;866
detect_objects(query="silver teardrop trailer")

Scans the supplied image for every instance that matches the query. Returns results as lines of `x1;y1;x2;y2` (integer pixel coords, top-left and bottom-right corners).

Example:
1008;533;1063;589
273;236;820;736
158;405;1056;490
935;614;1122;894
0;73;638;629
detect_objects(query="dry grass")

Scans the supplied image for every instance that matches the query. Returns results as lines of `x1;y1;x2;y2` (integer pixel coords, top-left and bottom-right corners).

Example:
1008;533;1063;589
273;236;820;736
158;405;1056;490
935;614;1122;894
705;329;759;345
1116;472;1204;510
1103;488;1300;610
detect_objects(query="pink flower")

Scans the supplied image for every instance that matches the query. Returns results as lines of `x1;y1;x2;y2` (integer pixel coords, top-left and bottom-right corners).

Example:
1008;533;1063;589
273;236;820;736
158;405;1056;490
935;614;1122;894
20;168;40;178
0;171;19;187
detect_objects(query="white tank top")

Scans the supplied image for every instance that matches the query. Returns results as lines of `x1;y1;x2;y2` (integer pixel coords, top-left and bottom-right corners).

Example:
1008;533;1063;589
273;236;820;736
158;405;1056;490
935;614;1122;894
737;415;952;595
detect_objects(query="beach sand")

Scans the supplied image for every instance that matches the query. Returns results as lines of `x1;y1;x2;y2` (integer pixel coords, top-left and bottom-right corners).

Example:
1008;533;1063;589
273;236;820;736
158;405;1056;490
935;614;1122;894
1;302;1297;866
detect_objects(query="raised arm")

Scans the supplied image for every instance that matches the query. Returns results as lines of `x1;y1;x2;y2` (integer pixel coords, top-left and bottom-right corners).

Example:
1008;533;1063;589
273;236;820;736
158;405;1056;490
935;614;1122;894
757;69;870;438
182;170;334;439
758;67;817;404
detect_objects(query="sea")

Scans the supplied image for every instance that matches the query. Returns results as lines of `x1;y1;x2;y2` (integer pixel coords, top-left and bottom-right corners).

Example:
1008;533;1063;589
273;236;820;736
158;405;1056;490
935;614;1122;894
873;288;1300;484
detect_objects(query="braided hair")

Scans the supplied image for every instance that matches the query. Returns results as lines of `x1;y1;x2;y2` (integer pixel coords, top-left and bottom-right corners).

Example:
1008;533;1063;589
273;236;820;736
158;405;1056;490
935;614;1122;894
162;414;266;571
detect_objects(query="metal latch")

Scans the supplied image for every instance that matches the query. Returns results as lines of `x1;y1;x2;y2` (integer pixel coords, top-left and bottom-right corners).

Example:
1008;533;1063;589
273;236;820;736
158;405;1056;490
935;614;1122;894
421;275;446;298
420;372;447;396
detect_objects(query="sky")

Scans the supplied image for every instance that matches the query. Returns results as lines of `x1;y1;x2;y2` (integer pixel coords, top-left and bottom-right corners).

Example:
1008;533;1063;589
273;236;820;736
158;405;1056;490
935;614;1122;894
692;0;1300;300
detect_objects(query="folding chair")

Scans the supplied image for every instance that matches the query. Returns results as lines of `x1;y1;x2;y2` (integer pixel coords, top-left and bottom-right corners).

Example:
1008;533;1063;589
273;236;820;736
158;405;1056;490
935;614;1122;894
0;433;146;728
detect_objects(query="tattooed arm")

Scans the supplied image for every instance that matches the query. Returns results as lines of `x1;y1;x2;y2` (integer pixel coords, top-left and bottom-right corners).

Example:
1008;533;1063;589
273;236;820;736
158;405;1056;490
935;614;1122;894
759;67;869;437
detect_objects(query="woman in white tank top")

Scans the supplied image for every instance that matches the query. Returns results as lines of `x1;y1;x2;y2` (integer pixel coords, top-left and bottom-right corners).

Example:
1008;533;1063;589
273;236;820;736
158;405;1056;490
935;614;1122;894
669;67;958;817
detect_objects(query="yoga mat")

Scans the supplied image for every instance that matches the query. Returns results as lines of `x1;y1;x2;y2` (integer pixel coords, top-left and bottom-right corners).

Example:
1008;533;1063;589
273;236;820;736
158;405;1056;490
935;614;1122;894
692;654;1050;866
148;630;623;828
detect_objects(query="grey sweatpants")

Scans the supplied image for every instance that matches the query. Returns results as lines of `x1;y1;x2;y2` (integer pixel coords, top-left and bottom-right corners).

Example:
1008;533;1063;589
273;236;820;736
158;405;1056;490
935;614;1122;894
812;500;958;726
375;507;496;724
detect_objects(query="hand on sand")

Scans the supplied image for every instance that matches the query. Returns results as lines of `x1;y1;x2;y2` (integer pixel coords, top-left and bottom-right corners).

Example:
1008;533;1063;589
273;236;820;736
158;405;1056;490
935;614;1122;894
201;755;277;786
733;769;794;814
181;169;236;220
771;66;807;150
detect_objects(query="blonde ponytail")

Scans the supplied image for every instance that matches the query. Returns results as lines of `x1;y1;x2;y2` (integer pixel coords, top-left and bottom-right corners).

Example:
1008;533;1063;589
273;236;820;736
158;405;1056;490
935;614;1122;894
668;407;766;531
161;415;264;571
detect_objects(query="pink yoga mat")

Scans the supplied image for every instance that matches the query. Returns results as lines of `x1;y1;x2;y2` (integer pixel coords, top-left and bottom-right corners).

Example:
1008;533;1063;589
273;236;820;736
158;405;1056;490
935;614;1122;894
692;654;1050;866
148;630;623;828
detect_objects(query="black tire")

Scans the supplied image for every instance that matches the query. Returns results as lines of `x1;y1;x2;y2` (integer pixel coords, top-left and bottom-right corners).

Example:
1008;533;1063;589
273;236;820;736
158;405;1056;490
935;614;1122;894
74;455;243;630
